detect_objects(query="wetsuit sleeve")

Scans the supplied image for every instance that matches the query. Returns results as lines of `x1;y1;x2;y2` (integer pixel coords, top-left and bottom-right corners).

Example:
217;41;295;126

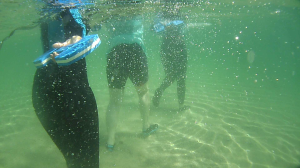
40;22;50;52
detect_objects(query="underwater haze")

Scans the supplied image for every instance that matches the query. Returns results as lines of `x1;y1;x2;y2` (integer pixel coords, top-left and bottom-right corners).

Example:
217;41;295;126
0;0;300;168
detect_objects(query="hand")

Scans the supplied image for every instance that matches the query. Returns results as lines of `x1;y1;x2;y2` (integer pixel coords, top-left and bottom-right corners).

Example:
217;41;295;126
52;35;82;48
50;52;59;63
51;36;82;62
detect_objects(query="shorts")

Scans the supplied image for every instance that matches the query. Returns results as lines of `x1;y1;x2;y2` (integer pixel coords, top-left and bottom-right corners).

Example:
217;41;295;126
106;43;148;89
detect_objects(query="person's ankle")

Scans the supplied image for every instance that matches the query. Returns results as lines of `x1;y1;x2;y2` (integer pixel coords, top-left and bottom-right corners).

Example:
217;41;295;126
106;144;114;152
107;138;115;147
142;124;158;137
142;124;150;132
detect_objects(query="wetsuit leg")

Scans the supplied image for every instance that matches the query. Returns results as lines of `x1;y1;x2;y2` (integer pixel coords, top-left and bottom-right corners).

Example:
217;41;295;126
32;59;99;168
153;37;187;108
177;74;186;106
152;50;176;107
175;45;187;107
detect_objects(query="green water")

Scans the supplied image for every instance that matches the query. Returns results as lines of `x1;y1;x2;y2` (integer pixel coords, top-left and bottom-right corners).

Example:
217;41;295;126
0;0;300;168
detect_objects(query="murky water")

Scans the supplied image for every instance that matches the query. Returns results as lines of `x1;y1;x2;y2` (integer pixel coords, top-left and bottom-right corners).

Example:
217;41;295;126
0;0;300;168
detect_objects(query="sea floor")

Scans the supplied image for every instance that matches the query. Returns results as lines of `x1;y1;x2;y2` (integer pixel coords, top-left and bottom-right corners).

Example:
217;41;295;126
0;70;299;168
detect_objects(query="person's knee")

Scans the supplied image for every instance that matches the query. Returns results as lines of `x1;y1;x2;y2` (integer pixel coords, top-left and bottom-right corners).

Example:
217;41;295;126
135;83;149;103
136;83;148;95
108;88;123;105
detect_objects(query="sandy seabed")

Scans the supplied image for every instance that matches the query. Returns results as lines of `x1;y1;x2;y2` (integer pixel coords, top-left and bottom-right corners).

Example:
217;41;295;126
0;71;299;168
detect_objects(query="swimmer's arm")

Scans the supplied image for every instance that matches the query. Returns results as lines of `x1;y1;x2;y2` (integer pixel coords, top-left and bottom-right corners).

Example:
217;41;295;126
50;35;82;62
52;35;82;48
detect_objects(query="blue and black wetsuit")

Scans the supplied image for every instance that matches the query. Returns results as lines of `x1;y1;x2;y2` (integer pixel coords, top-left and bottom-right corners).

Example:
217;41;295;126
32;9;99;168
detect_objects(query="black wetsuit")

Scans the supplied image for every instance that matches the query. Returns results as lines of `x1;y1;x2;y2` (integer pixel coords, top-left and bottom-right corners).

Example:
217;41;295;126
32;10;99;168
153;20;187;108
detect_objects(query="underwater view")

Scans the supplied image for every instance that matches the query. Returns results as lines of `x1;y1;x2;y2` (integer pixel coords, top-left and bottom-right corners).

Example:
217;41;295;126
0;0;300;168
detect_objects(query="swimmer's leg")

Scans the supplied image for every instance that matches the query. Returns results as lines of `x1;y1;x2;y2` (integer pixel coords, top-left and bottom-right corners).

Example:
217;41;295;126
177;74;187;111
106;88;123;148
32;69;99;168
152;75;175;107
135;82;150;131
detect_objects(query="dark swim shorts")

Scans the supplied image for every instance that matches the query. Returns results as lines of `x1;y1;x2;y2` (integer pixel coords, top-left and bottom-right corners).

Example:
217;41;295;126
106;43;148;89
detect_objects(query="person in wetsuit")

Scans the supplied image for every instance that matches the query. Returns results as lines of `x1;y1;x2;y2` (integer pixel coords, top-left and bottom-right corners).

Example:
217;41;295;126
32;7;99;168
152;6;189;112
